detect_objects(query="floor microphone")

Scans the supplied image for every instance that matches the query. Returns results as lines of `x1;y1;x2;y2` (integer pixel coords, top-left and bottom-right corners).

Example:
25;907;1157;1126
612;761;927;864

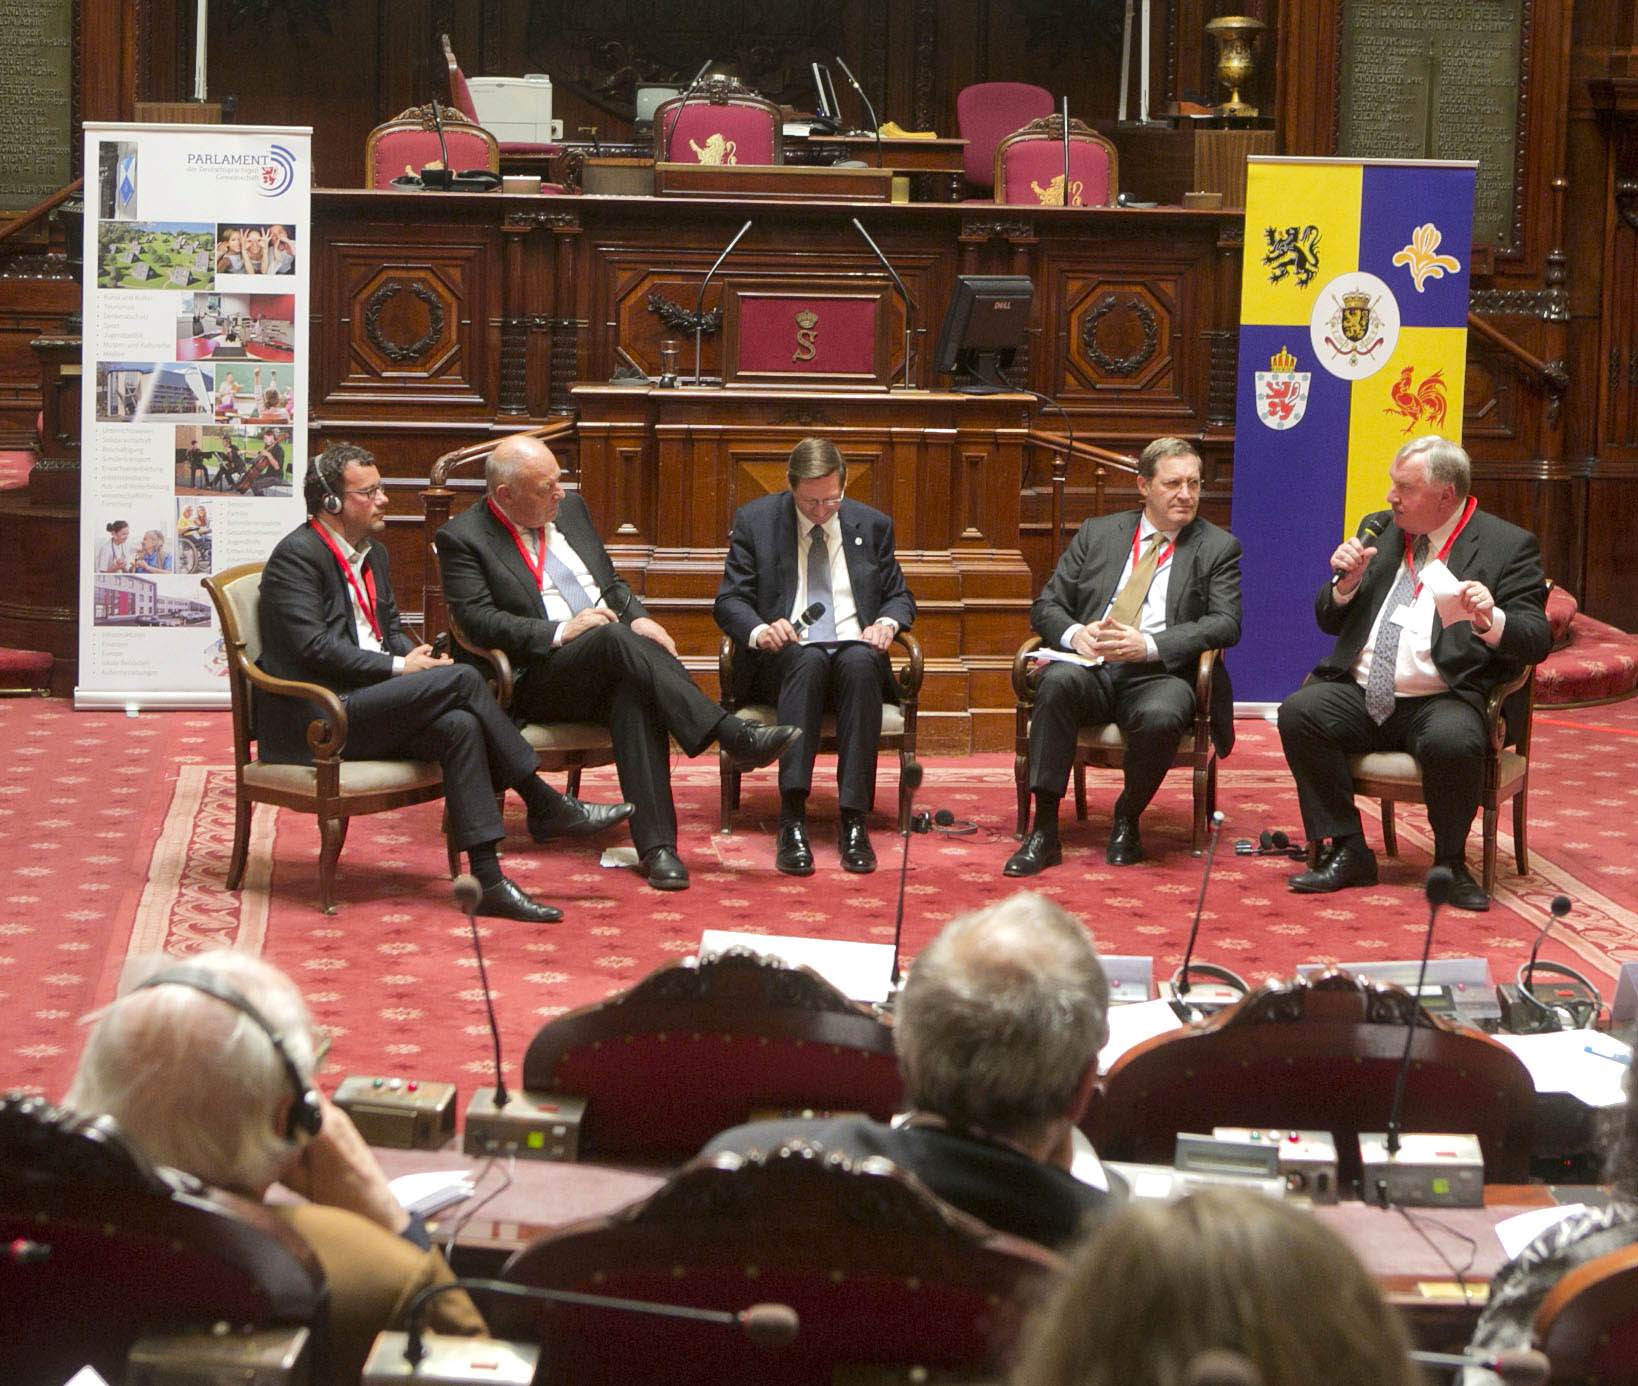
1384;865;1452;1159
791;601;825;636
888;760;926;987
1332;515;1386;585
454;873;509;1108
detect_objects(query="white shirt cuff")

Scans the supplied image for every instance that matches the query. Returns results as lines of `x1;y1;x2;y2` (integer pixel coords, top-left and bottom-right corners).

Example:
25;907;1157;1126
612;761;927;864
748;622;772;649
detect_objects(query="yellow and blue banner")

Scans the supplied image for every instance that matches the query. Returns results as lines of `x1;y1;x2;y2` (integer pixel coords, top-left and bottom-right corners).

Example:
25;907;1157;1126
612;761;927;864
1230;156;1476;700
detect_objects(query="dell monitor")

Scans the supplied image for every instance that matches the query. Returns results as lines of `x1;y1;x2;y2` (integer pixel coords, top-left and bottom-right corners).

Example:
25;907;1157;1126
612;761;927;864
932;275;1034;393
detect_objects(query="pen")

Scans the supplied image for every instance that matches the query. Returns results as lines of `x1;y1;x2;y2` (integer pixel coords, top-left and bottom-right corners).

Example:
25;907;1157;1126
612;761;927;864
1584;1044;1632;1065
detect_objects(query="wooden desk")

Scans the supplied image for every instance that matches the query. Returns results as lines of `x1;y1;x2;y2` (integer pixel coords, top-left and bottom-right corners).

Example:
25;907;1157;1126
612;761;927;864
784;134;968;202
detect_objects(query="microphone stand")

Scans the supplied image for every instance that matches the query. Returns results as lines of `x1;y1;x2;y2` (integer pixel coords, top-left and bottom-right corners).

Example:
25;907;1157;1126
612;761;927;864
664;57;715;164
888;761;925;988
1060;95;1071;206
425;98;453;189
849;217;915;387
693;219;754;384
1384;866;1453;1159
834;55;882;168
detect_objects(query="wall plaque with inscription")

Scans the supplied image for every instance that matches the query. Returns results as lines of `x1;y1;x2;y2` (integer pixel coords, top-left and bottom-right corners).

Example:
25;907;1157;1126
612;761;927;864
0;0;73;211
1336;0;1522;247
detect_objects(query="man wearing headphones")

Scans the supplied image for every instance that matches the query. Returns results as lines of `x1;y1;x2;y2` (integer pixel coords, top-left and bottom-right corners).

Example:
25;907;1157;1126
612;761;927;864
257;442;633;921
65;950;486;1386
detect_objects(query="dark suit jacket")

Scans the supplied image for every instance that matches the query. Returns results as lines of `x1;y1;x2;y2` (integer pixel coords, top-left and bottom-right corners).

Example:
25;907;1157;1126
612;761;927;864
712;492;916;702
255;520;414;764
1031;509;1243;755
435;492;649;681
1310;507;1551;734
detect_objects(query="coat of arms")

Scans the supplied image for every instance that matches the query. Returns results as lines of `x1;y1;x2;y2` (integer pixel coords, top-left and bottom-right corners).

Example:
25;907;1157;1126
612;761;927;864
1308;271;1400;381
1254;345;1311;430
792;308;819;363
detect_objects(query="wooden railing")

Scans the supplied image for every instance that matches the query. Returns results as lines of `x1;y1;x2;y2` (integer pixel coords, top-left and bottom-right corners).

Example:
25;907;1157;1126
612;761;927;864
1026;429;1139;563
0;179;83;251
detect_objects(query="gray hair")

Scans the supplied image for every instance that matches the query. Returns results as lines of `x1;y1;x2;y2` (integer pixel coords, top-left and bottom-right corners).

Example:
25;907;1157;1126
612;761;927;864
65;950;321;1197
786;437;846;485
894;891;1109;1142
1395;434;1470;499
486;433;553;494
1137;437;1200;481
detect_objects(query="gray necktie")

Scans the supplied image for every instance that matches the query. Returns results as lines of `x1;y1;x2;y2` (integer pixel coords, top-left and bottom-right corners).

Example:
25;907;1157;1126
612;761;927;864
538;534;593;615
1363;534;1430;725
805;524;837;641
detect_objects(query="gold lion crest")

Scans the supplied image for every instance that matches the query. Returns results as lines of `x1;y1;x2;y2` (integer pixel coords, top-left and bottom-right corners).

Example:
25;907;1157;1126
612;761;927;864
689;132;738;165
1029;174;1084;206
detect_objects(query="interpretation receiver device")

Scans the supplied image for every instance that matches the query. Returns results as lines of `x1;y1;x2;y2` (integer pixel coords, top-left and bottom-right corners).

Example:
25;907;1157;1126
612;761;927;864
333;1075;457;1150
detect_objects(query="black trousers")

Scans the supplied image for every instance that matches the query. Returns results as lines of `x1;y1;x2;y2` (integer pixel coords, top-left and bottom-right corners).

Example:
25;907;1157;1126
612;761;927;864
747;642;890;815
1027;660;1195;818
1277;678;1485;862
341;663;538;852
515;622;726;855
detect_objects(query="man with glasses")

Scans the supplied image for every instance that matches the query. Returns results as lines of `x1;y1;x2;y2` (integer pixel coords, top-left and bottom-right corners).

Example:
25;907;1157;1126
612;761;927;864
257;443;634;922
714;437;916;876
436;432;802;892
1005;437;1242;875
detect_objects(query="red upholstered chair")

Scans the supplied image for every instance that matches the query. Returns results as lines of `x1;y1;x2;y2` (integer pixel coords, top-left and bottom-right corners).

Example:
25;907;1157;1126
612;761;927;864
1534;1242;1638;1384
363;104;499;189
955;81;1054;196
494;1139;1065;1386
439;32;562;160
519;950;901;1163
652;77;783;166
0;1093;325;1385
994;115;1119;207
1088;970;1536;1185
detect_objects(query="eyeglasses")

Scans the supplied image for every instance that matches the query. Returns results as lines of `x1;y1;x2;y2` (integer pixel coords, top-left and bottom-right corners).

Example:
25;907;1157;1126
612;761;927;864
345;484;386;500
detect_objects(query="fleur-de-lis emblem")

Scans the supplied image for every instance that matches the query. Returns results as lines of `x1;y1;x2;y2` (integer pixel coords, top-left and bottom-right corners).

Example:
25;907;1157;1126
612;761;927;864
1391;223;1462;293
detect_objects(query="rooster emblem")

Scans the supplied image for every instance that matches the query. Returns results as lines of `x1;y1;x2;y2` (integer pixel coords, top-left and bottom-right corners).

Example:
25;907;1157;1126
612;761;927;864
688;132;738;165
1384;366;1447;433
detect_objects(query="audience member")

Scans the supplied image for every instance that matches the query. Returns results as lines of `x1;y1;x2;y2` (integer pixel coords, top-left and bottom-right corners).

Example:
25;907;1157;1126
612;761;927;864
1010;1186;1422;1386
704;891;1124;1250
64;949;484;1386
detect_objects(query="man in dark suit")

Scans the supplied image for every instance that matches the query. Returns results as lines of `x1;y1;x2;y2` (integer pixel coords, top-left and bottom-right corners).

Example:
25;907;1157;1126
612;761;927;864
257;443;633;922
702;891;1125;1251
435;433;800;892
1006;437;1242;875
713;438;916;876
1278;434;1551;911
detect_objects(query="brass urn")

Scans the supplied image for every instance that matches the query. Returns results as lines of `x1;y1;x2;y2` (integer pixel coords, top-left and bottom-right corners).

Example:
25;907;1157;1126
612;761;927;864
1205;15;1265;118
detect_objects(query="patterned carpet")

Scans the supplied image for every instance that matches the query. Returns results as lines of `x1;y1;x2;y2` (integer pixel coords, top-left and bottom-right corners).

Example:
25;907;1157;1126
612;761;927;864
4;695;1637;1101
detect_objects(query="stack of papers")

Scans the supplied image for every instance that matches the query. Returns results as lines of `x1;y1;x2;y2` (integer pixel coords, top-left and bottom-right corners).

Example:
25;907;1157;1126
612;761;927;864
389;1170;475;1217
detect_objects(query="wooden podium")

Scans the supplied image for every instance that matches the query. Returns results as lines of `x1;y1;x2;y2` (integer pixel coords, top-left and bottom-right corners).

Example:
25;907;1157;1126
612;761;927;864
572;384;1037;752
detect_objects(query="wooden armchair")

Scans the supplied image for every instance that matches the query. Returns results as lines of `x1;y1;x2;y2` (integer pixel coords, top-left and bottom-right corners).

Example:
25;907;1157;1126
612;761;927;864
494;1138;1065;1386
364;103;499;189
717;630;924;832
993;114;1119;207
1088;970;1536;1185
1310;664;1538;894
955;81;1054;195
520;950;902;1163
440;32;562;158
1011;637;1221;852
653;77;783;165
1535;1241;1638;1384
0;1093;324;1385
202;562;457;914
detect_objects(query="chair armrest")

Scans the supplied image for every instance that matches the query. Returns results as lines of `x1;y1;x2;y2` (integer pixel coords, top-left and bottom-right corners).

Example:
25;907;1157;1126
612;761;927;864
717;633;741;712
1011;635;1045;705
1193;648;1219;705
445;606;517;707
1483;663;1536;751
891;630;924;702
232;656;352;759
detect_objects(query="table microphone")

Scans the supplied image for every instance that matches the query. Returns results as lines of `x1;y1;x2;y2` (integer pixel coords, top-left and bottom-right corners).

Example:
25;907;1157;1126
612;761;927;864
849;218;915;386
888;760;926;988
1510;893;1600;1031
423;98;453;189
454;874;508;1108
664;56;715;162
790;601;825;637
693;218;754;383
1384;865;1453;1160
1332;515;1385;585
1166;811;1247;1020
833;55;882;167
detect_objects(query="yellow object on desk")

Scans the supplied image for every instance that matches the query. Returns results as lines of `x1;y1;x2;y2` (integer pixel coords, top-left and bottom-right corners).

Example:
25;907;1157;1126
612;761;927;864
878;121;938;139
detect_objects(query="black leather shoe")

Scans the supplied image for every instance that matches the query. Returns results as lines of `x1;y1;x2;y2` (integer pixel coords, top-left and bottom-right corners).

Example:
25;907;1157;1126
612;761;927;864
528;795;636;843
1439;859;1491;912
722;720;803;771
839;815;876;874
1105;815;1144;866
638;845;690;891
1003;828;1062;877
477;876;563;923
775;820;815;876
1288;839;1378;893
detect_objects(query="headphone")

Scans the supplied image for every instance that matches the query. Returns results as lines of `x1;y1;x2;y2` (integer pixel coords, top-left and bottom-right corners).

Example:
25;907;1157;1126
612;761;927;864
1515;958;1603;1032
312;450;345;515
136;965;324;1142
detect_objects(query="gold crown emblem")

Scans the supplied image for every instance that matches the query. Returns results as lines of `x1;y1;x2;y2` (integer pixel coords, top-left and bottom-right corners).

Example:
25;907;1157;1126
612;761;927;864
1269;346;1297;373
795;309;818;329
1341;289;1372;311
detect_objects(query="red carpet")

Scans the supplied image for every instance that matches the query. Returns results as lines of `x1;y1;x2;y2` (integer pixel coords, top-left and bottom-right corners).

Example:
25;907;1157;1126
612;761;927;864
3;697;1637;1102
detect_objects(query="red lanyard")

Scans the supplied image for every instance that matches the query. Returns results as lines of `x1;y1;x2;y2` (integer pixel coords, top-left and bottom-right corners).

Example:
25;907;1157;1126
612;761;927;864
487;497;546;590
1130;524;1176;574
1406;494;1476;597
309;520;381;641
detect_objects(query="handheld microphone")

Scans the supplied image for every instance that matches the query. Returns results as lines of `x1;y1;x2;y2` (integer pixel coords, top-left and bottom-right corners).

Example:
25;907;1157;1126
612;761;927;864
454;874;508;1108
832;55;882;166
1166;811;1247;1019
888;760;926;988
664;57;715;163
849;218;915;387
790;601;825;636
1331;515;1386;585
1384;865;1452;1159
693;218;754;384
399;1278;798;1367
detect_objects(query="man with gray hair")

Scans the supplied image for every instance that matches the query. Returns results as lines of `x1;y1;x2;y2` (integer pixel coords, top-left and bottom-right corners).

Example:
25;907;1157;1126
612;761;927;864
1279;434;1551;910
702;892;1125;1249
436;432;800;891
64;949;484;1386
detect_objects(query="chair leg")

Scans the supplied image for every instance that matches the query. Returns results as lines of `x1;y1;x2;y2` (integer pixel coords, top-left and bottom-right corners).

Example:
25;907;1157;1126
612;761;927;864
317;815;346;914
1513;780;1529;876
1013;749;1030;838
1482;803;1499;895
1191;760;1209;856
1074;763;1088;821
718;750;734;834
226;795;253;890
898;754;919;833
566;765;583;797
1380;800;1398;857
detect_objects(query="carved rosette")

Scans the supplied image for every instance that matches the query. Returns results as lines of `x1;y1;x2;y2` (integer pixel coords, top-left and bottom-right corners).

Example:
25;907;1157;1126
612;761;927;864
1077;291;1161;381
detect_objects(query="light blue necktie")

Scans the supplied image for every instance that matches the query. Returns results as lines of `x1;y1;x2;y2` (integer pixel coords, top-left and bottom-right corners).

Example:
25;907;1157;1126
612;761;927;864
538;533;593;615
805;524;837;641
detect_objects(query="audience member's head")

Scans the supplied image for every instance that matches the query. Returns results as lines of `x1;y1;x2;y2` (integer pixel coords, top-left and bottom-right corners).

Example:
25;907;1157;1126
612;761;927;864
65;950;324;1199
1010;1187;1421;1386
894;890;1108;1150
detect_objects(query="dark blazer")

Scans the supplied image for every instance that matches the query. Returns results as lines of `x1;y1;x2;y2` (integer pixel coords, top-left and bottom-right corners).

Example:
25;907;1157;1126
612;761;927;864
1031;510;1243;755
435;492;649;679
1309;507;1551;732
255;520;414;764
712;492;916;702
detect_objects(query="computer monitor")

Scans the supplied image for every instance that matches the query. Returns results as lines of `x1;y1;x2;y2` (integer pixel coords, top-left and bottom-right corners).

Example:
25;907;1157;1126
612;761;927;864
931;275;1034;392
812;62;843;129
634;83;681;130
